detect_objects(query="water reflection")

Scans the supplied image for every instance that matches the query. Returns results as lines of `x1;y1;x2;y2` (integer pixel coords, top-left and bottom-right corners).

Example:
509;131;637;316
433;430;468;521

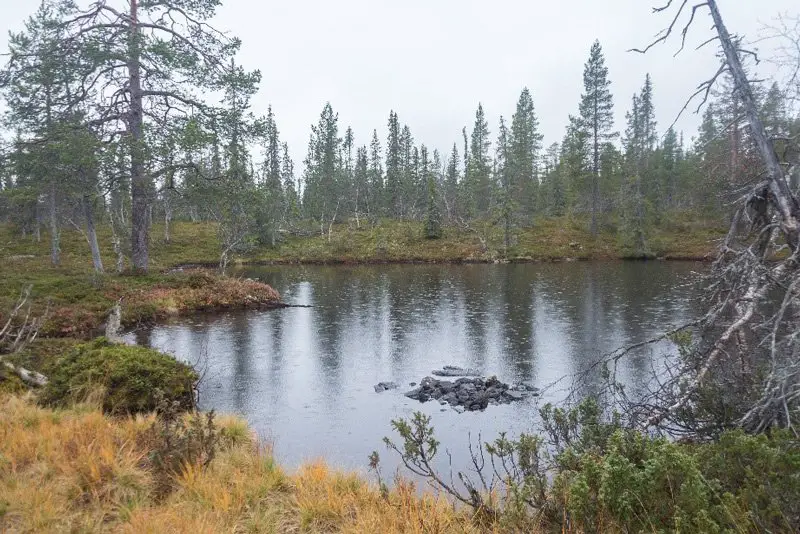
126;262;701;472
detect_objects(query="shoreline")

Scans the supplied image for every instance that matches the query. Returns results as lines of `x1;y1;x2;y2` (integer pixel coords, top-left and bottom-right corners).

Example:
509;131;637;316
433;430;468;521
168;253;713;271
1;218;719;339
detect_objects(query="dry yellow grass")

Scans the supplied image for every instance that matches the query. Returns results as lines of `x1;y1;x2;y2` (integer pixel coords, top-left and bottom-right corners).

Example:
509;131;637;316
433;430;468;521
0;395;503;533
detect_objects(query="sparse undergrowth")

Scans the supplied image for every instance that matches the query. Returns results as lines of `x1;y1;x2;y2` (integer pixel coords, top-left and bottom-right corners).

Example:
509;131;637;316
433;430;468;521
249;214;722;264
0;222;283;338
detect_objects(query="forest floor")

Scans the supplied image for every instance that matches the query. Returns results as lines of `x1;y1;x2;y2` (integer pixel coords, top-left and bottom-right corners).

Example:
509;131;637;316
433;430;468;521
225;214;722;264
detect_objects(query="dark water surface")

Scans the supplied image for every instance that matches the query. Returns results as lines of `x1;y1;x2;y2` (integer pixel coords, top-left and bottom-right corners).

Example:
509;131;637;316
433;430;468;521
125;262;701;474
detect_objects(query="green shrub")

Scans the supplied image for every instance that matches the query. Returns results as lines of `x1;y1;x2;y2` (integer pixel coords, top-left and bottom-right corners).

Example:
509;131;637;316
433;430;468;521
554;430;722;532
40;338;197;415
385;399;800;532
697;430;800;532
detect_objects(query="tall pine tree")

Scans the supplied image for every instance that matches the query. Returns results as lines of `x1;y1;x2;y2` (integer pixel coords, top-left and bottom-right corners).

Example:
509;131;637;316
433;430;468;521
578;40;616;235
467;103;491;215
386;111;401;216
509;88;543;221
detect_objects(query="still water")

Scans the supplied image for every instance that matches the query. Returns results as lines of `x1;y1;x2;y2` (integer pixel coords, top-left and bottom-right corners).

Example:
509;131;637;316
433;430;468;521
125;262;701;474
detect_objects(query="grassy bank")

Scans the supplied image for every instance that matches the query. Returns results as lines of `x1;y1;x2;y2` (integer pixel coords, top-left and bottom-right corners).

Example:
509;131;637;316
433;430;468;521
1;394;798;533
0;394;481;533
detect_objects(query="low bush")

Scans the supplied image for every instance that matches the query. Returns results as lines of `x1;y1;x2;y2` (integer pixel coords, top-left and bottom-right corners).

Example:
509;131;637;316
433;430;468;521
382;399;800;533
147;396;221;497
40;338;197;415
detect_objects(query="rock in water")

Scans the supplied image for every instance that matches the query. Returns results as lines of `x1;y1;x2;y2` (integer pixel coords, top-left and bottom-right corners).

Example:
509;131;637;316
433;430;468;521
374;381;399;393
403;375;534;411
404;387;422;399
431;365;481;377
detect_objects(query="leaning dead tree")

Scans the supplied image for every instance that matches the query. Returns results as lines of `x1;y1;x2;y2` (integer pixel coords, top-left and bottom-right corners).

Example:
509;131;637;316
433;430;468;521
0;286;48;387
618;1;800;436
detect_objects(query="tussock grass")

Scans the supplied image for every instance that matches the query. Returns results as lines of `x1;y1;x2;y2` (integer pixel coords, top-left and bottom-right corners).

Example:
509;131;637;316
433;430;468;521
0;395;492;533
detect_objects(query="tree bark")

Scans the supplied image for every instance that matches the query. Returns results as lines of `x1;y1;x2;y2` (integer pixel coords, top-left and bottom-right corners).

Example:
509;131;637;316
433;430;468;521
590;98;600;236
109;211;125;273
2;360;48;387
128;0;150;272
49;184;60;266
164;206;171;243
83;195;104;273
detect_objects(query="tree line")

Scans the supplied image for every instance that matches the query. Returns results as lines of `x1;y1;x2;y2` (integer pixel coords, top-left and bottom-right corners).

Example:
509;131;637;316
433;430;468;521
1;1;799;272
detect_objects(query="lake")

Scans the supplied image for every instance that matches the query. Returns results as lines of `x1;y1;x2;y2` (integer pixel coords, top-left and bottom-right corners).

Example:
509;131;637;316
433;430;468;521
125;261;701;475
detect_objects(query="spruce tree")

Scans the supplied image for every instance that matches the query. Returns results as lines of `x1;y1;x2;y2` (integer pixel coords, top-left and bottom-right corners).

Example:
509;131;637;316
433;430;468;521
424;172;442;239
399;125;415;217
343;126;355;215
661;127;679;207
353;146;369;223
636;74;659;209
445;144;460;221
578;40;616;235
542;143;566;215
495;116;514;251
561;115;589;213
281;142;299;221
303;103;342;228
468;103;491;215
509;88;543;221
419;144;431;217
258;105;285;246
368;130;384;219
386;111;401;216
620;92;650;257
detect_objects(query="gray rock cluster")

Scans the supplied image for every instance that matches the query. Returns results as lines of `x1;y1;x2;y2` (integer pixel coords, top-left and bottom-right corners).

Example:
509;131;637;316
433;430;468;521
404;376;539;411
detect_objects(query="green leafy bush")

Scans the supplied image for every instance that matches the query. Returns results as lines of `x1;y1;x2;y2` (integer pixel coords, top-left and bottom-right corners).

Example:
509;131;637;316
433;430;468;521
40;338;197;415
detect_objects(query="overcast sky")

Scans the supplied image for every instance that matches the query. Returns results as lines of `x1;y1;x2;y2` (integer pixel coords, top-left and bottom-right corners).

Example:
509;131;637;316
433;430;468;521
1;0;797;169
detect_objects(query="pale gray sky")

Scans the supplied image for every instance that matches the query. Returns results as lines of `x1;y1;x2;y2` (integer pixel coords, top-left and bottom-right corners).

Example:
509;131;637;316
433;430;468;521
1;0;797;168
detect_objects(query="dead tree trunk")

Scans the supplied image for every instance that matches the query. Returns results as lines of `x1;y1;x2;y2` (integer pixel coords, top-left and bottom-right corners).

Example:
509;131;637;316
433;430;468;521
0;286;49;387
708;0;800;245
623;0;800;434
